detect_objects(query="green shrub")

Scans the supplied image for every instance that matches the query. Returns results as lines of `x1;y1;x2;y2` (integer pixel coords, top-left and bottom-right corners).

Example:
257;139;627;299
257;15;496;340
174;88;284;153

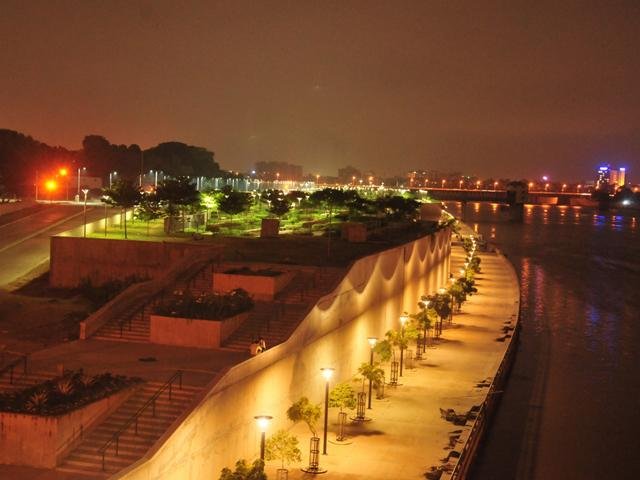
0;370;141;416
153;288;254;320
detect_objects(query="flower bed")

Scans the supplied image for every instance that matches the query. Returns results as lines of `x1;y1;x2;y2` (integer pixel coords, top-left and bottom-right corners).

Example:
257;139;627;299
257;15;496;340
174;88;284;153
213;268;295;300
0;371;140;467
153;288;253;320
150;289;254;348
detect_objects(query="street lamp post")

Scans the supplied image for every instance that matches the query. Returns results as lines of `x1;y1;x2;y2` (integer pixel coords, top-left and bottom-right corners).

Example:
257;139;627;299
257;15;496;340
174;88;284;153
76;166;87;196
367;337;377;409
320;367;334;455
82;189;89;238
399;314;408;376
254;415;272;460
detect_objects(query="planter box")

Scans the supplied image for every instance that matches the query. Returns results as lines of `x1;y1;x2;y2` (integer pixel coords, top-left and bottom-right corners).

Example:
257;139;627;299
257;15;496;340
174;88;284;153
213;270;295;301
150;312;249;348
0;386;135;468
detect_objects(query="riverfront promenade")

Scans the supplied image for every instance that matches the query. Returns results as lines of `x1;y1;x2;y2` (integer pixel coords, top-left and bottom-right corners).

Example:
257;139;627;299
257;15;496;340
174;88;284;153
264;245;520;479
0;241;519;480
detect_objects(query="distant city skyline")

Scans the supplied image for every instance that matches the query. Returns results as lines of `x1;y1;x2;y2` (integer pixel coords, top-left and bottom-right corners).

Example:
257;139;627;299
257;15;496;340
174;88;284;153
2;1;639;180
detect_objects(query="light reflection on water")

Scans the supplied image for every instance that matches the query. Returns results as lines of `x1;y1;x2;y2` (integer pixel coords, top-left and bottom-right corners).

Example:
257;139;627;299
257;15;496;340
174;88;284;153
451;202;640;479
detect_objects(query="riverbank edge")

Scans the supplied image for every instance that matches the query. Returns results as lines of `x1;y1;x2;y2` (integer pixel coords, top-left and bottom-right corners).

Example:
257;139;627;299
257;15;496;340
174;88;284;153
447;246;521;479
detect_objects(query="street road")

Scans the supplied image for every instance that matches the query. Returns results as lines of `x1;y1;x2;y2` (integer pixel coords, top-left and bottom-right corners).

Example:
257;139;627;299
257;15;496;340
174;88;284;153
0;204;104;289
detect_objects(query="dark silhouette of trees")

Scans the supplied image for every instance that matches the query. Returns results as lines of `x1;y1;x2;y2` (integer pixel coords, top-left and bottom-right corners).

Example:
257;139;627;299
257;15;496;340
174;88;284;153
102;179;142;239
135;193;163;235
218;190;252;227
155;177;200;233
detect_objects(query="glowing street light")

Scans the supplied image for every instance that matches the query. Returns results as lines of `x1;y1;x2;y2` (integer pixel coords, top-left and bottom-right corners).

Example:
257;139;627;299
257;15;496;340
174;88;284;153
59;168;69;200
320;368;334;455
528;182;534;189
459;179;463;189
493;181;499;190
545;183;550;191
254;415;273;460
562;183;567;192
441;179;446;188
367;337;378;409
577;184;582;193
82;189;89;237
476;180;481;189
399;313;408;376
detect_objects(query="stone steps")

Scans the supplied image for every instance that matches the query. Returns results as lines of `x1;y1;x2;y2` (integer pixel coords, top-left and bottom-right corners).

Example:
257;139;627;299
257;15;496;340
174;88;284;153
57;381;201;477
0;370;58;392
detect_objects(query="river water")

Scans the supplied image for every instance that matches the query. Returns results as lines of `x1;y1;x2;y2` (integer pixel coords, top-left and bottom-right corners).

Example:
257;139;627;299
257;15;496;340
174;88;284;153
446;202;640;480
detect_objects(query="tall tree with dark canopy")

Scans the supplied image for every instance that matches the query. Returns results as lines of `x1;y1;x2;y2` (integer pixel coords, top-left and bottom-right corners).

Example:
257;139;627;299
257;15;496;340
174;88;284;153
102;179;142;239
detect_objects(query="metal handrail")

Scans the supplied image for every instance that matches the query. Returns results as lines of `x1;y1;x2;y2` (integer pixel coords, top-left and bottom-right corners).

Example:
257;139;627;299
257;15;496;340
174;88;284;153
0;354;28;384
98;370;183;471
115;254;219;333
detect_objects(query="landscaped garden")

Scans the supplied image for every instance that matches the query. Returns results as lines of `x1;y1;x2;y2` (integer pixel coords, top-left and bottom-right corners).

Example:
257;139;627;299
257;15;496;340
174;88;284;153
88;178;442;243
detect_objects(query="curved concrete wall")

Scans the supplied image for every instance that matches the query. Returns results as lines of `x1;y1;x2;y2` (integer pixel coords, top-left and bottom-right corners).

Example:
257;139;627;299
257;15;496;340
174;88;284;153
114;228;451;480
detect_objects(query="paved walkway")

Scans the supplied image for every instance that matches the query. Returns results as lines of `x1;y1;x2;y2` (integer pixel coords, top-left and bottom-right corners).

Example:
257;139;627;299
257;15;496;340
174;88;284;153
263;246;519;479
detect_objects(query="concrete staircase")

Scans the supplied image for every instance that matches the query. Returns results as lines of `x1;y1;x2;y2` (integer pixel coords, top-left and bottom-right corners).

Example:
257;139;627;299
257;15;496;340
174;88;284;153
91;264;214;344
222;301;309;352
57;381;201;477
222;268;343;353
0;369;57;392
92;303;152;343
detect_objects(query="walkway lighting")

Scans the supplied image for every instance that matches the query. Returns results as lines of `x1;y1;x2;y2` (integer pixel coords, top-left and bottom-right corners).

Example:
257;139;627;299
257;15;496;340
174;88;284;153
254;415;273;460
320;368;334;455
367;337;378;409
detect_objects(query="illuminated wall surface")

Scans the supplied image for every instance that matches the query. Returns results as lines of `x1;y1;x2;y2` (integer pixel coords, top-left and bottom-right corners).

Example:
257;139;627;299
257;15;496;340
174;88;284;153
114;229;451;480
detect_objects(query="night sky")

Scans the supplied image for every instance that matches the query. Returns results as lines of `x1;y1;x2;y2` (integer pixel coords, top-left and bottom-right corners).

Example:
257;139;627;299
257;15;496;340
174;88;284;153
1;0;639;180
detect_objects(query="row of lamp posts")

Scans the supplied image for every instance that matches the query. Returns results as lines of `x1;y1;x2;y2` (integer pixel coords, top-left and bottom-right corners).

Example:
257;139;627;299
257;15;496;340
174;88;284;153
254;304;452;474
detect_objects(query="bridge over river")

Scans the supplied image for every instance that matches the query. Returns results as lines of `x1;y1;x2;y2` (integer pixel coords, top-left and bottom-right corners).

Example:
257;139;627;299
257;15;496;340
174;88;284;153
415;187;595;206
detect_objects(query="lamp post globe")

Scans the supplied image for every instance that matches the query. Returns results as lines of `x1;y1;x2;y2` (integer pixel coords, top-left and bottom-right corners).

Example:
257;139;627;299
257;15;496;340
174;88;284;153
254;415;273;460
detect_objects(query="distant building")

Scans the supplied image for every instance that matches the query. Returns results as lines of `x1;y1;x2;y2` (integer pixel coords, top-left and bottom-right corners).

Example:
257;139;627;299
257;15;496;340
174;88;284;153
610;167;626;188
254;161;303;181
595;164;627;190
337;165;362;184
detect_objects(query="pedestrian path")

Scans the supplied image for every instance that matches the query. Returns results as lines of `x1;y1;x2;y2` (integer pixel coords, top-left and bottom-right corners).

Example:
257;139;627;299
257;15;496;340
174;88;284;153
263;246;520;479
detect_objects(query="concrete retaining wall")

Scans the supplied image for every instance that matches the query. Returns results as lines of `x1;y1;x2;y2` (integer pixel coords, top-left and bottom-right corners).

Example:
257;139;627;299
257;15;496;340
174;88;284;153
213;271;295;300
149;312;249;349
50;237;213;288
114;228;451;480
0;387;134;468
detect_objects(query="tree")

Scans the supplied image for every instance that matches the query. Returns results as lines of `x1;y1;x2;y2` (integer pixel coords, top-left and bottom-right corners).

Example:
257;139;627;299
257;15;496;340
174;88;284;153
265;430;302;471
286;397;321;437
218;190;252;228
329;382;357;411
102;179;142;239
413;299;436;351
448;282;467;312
375;195;420;220
423;292;452;337
357;363;384;393
285;190;307;207
155;177;200;233
219;459;266;480
269;197;291;218
135;193;163;235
